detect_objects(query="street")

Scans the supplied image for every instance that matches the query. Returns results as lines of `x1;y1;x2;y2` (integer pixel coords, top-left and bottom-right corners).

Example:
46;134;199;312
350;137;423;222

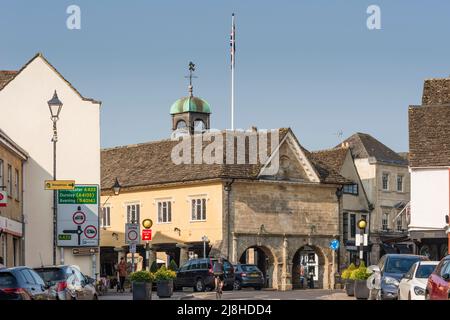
99;289;354;301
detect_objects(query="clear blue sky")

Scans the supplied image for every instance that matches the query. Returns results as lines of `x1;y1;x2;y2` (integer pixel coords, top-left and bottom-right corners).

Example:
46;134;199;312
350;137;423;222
1;0;450;151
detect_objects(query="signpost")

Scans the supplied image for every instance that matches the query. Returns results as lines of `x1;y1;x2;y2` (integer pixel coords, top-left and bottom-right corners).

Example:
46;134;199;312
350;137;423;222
57;185;99;247
45;180;75;190
0;191;7;207
72;247;99;256
126;223;140;272
329;239;340;288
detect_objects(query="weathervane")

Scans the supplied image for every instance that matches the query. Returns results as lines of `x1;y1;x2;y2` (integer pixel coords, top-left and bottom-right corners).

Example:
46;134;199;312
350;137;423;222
185;61;197;97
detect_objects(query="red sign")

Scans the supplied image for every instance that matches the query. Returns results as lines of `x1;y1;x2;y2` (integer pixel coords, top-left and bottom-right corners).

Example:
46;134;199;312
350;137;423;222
142;229;152;241
72;210;86;225
0;191;7;207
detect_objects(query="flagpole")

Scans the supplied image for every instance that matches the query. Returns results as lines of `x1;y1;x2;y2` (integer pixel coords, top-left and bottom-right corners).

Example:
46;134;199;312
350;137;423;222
231;13;235;131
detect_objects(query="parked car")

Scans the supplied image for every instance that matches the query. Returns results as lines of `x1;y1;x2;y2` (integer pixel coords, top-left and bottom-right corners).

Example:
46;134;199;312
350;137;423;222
425;255;450;300
367;254;429;300
174;258;235;292
233;264;264;290
0;267;53;300
398;261;438;300
34;265;98;300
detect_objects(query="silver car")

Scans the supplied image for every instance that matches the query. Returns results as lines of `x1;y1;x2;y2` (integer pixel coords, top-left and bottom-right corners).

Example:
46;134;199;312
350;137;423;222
34;265;98;300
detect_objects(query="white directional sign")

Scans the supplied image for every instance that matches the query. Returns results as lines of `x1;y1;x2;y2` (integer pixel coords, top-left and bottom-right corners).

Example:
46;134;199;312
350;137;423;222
125;223;140;245
57;185;99;247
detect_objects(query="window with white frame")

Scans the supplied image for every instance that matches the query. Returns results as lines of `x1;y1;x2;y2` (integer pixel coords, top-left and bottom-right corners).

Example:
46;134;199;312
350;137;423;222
382;172;389;191
397;175;403;192
7;165;12;196
382;213;389;231
14;169;19;200
126;203;140;224
157;200;172;223
101;206;111;228
191;198;206;221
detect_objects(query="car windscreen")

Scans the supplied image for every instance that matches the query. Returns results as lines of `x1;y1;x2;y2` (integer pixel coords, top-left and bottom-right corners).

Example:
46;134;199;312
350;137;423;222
415;265;436;278
242;265;260;272
385;257;420;274
0;273;17;288
34;268;66;282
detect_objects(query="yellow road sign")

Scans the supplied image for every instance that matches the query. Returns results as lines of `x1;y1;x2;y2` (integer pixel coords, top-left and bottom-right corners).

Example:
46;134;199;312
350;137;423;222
45;180;75;190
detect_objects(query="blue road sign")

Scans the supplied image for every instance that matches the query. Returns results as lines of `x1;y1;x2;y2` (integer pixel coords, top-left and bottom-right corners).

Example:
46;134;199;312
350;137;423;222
330;239;340;251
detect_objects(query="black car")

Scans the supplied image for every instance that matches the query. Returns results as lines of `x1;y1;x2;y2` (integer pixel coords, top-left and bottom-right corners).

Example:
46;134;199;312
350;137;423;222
34;265;98;300
233;264;264;290
367;254;429;300
174;258;235;292
0;267;53;300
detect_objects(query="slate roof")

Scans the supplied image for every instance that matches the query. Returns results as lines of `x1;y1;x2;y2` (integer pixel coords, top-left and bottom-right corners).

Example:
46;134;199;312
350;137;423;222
337;133;408;166
310;147;349;174
101;129;350;191
0;71;18;90
409;80;450;167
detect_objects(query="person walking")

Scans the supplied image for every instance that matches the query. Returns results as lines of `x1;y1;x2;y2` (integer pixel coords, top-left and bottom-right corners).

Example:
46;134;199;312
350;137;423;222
117;257;127;293
299;264;305;289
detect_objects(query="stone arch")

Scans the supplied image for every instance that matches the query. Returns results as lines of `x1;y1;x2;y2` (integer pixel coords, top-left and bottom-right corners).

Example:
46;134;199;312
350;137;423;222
291;245;328;289
238;244;279;289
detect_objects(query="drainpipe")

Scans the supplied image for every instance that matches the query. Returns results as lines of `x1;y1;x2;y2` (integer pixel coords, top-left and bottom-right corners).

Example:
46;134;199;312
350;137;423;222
335;187;343;276
224;179;234;260
20;160;25;266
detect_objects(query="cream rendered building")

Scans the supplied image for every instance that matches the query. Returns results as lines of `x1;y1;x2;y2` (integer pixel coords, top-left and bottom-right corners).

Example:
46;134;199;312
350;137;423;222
0;54;101;275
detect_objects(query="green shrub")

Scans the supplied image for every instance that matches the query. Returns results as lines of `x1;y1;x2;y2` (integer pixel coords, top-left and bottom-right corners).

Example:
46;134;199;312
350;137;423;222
130;270;154;283
341;263;356;280
168;259;178;271
150;261;158;273
350;264;371;281
154;265;177;281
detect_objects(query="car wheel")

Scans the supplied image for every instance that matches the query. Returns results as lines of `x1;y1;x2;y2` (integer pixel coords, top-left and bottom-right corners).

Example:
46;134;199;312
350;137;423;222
194;278;205;292
233;280;241;291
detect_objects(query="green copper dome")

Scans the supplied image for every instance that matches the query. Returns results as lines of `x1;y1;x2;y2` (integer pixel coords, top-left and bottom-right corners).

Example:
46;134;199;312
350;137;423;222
170;96;211;114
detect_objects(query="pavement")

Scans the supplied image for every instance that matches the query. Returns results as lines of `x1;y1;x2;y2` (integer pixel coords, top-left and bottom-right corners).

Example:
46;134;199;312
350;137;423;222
99;288;355;300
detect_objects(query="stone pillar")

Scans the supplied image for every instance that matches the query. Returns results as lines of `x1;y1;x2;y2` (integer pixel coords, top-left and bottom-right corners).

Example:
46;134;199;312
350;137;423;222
147;244;156;270
176;243;188;267
280;236;292;291
232;233;238;264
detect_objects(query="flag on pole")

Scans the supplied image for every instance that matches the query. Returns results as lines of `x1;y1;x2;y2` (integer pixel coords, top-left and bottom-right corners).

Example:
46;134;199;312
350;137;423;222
230;13;236;69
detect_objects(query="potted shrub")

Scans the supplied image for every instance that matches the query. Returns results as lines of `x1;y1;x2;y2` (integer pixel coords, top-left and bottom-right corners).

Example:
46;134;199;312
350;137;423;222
342;263;356;296
168;259;179;271
130;270;154;300
351;262;371;300
154;266;177;298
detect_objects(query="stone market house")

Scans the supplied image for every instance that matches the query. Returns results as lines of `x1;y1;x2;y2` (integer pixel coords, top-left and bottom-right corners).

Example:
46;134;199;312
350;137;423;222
338;133;411;263
0;53;101;275
0;129;28;267
311;146;371;266
100;82;351;290
408;78;450;260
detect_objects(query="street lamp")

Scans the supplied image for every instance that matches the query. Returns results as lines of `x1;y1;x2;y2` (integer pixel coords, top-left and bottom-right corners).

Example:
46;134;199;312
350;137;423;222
48;90;63;266
202;235;209;258
113;178;121;196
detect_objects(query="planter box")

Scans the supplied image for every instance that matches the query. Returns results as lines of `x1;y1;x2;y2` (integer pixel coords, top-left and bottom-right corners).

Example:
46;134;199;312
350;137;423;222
132;282;152;300
345;279;355;296
157;279;174;298
354;280;370;300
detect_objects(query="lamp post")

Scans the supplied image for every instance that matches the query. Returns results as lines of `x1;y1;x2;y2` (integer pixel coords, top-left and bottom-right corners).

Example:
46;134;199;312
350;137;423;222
48;91;63;266
357;218;367;265
202;235;208;258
